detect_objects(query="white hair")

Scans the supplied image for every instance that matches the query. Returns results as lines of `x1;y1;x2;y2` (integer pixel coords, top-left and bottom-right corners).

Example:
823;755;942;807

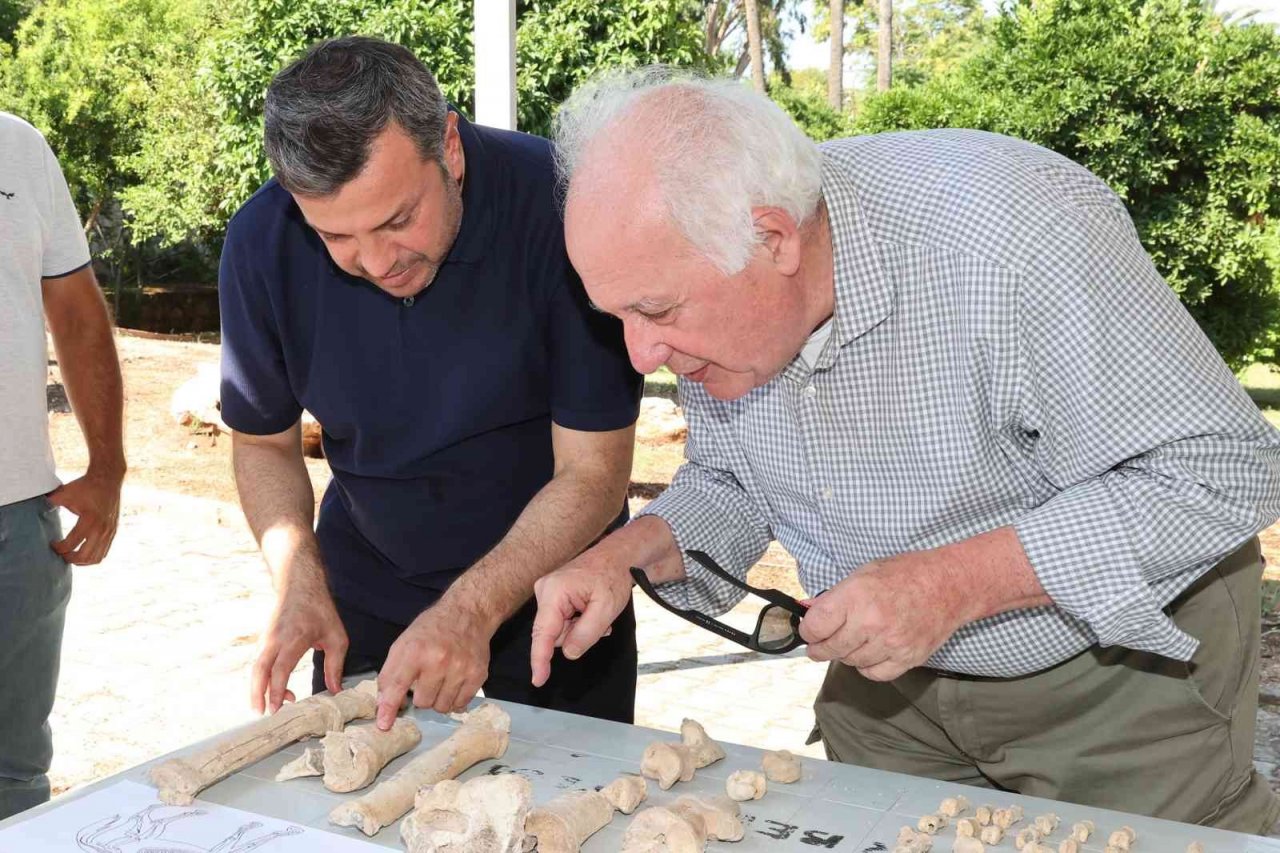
553;66;824;275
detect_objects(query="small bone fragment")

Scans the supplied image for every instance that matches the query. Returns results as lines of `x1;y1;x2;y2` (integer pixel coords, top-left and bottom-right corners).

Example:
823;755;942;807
898;826;922;845
994;804;1025;829
1185;844;1204;853
602;775;648;814
151;680;377;805
1021;844;1054;853
1034;813;1060;835
761;749;801;783
526;775;649;853
979;825;1004;845
275;745;325;781
1058;840;1080;853
399;774;532;853
321;718;421;793
956;817;979;837
1107;826;1137;850
621;806;705;852
940;795;971;817
329;702;510;836
671;795;744;842
640;741;695;790
918;814;947;834
952;838;984;853
894;841;933;853
1015;826;1044;849
680;719;725;768
725;769;767;801
975;805;993;826
1070;820;1094;842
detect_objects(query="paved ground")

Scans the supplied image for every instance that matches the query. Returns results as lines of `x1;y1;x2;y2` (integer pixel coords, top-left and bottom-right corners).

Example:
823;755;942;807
47;478;1279;837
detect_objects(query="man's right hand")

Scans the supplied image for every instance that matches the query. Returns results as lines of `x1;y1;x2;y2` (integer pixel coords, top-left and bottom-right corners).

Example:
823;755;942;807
251;577;348;714
530;515;684;687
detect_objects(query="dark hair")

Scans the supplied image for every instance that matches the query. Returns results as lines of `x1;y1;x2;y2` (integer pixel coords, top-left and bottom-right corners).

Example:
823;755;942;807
264;36;448;196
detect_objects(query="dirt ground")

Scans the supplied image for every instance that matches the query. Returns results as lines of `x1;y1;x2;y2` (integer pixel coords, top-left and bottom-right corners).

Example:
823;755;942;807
46;331;1280;691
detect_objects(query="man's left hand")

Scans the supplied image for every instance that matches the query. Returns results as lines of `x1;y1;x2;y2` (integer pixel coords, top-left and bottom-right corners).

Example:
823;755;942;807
47;469;123;565
799;551;970;681
375;599;498;729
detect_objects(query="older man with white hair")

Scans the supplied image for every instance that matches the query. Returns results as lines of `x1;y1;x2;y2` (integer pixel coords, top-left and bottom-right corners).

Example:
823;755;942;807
530;68;1280;832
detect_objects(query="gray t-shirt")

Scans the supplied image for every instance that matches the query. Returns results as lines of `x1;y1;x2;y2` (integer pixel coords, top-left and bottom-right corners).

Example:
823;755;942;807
0;112;91;506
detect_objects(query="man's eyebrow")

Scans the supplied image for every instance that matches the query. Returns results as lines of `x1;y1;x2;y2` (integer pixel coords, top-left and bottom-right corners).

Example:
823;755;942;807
625;298;676;314
303;197;419;237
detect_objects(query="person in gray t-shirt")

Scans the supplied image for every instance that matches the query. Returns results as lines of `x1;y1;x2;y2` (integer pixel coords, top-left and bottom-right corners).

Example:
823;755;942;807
0;112;124;819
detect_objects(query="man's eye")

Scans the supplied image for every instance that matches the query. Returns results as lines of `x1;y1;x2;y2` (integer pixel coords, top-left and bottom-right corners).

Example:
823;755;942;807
642;308;674;321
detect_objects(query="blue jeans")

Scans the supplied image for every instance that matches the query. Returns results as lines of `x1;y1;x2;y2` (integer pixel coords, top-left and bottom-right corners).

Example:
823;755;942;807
0;494;69;820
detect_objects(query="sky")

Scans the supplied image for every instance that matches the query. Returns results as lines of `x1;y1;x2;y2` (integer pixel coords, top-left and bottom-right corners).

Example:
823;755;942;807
785;0;1280;72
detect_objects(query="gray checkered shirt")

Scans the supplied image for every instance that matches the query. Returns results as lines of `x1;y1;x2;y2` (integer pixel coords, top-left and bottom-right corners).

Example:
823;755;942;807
639;129;1280;676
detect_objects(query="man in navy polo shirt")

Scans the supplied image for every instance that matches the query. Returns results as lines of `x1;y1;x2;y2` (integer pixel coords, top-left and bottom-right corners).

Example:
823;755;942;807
218;36;642;728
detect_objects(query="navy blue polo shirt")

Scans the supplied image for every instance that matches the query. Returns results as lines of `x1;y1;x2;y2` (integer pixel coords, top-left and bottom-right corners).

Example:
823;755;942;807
218;115;641;626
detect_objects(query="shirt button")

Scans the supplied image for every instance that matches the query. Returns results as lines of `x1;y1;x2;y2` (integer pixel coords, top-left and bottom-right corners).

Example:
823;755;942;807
804;384;817;398
403;296;415;307
820;487;834;500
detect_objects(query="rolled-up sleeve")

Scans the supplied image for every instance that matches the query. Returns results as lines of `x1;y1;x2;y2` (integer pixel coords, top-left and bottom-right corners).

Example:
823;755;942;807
638;382;774;615
1012;204;1280;658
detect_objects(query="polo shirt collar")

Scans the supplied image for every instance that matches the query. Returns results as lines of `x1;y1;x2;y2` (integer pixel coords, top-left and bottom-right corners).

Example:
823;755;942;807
444;112;496;266
822;151;894;357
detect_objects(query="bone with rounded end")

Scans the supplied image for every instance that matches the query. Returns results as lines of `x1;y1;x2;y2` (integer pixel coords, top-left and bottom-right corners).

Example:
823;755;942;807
399;773;532;853
1058;839;1081;853
620;806;706;853
918;814;946;834
320;717;421;793
275;745;325;781
939;796;970;817
1020;844;1053;853
1015;827;1044;849
1185;843;1204;853
1070;820;1094;842
1108;826;1137;849
725;769;767;801
601;775;648;814
1033;813;1060;835
526;775;649;853
328;702;510;837
979;825;1004;845
974;805;993;826
894;829;934;853
952;837;984;853
760;749;801;783
679;719;726;769
955;817;978;837
640;741;695;790
994;805;1024;829
151;680;377;805
670;795;744;842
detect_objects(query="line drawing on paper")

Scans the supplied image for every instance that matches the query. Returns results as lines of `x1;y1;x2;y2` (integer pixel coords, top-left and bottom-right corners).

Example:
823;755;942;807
76;803;303;852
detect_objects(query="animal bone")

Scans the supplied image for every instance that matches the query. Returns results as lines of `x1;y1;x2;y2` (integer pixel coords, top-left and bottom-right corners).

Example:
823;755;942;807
620;796;742;853
952;837;984;853
329;702;510;836
525;775;649;853
917;814;947;834
151;680;377;805
939;796;970;817
1070;820;1094;842
321;718;421;793
1058;840;1081;853
679;719;725;768
760;749;801;783
1033;813;1060;835
1185;843;1204;853
724;769;767;801
974;805;993;826
1020;844;1053;853
275;745;325;781
894;827;934;853
640;741;695;790
993;805;1024;829
956;817;979;837
1015;826;1044;849
1106;826;1137;850
979;825;1004;845
399;774;532;853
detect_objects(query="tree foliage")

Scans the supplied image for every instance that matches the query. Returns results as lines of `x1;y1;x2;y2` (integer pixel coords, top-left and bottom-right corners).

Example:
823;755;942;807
853;0;1280;367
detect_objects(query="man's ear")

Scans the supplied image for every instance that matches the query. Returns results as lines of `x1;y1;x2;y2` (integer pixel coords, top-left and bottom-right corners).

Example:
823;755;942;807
442;112;464;182
752;207;803;276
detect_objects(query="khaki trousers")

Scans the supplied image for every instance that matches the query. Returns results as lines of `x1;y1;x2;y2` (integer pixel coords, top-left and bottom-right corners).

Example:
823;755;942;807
812;537;1280;834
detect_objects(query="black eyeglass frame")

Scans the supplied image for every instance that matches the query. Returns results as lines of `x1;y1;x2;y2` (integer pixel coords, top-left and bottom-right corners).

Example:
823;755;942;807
628;549;809;654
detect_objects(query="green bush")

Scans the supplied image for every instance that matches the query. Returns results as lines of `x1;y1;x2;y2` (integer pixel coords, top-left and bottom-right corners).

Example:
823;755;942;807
852;0;1280;368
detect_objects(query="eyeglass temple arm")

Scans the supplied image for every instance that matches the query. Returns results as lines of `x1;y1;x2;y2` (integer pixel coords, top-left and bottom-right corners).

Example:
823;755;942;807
684;549;809;616
628;567;757;647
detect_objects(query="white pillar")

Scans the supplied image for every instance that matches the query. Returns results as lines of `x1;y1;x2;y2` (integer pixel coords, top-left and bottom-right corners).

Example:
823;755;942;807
474;0;517;130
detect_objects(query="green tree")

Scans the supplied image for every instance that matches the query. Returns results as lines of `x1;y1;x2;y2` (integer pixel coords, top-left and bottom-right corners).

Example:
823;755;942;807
853;0;1280;367
0;0;34;45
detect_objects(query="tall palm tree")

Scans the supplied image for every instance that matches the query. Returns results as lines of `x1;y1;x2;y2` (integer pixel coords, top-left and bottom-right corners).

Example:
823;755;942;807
744;0;767;93
877;0;893;91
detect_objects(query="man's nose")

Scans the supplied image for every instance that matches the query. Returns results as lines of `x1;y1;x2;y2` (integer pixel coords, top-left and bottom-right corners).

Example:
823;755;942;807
624;321;673;375
360;239;399;279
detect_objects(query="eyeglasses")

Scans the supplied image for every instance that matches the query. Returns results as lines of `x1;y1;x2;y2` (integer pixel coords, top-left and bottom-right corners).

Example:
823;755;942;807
629;549;809;654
